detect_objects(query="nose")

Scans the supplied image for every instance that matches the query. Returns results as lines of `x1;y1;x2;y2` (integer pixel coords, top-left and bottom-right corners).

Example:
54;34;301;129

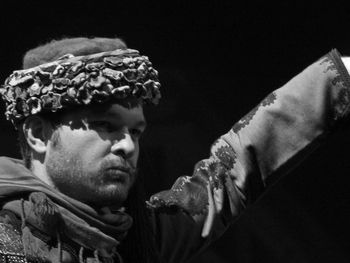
111;132;136;158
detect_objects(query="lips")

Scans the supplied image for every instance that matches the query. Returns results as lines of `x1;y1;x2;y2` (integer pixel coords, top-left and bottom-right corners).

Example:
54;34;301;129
107;166;131;174
104;166;131;182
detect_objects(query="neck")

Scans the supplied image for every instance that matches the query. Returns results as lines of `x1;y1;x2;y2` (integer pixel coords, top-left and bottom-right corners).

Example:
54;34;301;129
30;159;55;187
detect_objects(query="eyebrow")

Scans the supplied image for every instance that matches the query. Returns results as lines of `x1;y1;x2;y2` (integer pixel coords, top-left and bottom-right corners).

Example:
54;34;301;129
99;111;147;128
136;120;147;130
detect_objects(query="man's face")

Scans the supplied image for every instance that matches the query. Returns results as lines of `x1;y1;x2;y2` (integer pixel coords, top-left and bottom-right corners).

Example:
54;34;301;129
45;103;146;208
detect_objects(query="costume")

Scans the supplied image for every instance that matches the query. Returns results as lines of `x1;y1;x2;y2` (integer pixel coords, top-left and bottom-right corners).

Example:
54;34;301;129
0;48;161;125
0;49;350;262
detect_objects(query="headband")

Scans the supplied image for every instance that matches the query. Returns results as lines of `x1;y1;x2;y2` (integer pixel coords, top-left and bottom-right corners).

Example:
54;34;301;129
0;48;161;125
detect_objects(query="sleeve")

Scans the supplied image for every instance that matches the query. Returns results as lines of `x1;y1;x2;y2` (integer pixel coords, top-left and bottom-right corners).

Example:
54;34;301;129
147;49;350;262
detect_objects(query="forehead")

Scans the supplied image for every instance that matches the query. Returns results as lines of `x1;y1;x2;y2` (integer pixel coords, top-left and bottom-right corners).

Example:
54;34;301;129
60;102;146;124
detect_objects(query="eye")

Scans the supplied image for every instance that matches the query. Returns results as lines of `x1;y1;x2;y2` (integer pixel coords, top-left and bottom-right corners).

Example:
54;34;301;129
130;128;143;139
89;121;114;132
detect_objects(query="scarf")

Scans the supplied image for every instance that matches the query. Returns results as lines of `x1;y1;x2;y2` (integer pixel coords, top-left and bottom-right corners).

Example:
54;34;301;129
0;157;133;262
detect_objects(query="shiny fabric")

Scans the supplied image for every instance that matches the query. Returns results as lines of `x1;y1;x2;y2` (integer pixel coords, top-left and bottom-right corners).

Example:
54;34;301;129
149;49;350;262
1;50;350;262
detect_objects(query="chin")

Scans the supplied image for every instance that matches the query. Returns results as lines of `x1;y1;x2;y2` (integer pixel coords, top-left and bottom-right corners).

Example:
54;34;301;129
87;185;131;207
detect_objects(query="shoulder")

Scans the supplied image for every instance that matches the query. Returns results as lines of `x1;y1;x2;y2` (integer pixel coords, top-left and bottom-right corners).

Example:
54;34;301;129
0;211;27;262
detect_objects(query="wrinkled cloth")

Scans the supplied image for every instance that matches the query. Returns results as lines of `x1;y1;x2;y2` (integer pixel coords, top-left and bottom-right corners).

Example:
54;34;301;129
148;49;350;263
0;157;132;262
1;50;350;263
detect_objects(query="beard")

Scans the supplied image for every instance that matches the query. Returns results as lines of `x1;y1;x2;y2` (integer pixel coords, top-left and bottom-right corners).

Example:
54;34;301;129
46;138;137;208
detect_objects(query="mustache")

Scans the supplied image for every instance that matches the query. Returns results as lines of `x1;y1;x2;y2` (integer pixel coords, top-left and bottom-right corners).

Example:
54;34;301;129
100;158;137;176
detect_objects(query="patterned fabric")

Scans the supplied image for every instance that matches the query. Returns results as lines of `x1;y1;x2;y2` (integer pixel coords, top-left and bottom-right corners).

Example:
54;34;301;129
0;223;27;263
148;50;350;263
1;50;350;263
0;49;161;125
232;92;277;133
320;52;350;121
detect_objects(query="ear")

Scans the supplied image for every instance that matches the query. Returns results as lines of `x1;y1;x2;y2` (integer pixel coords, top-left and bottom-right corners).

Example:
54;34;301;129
23;116;53;154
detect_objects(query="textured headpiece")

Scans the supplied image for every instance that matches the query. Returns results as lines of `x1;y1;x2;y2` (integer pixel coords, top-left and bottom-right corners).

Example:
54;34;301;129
0;48;161;125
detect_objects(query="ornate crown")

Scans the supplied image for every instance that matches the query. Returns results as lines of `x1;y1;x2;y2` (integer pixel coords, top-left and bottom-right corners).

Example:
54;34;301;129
0;49;161;125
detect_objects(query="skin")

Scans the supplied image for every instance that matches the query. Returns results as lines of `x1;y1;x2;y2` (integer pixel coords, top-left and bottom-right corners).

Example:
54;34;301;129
29;103;146;209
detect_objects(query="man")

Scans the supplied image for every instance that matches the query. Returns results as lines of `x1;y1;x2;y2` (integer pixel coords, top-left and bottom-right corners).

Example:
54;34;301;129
0;37;350;263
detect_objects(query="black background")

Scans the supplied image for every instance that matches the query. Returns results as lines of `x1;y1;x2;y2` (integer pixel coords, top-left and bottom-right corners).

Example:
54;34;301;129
1;1;350;262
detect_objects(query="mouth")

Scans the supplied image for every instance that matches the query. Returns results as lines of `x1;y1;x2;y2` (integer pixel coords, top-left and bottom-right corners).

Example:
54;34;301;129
104;166;132;182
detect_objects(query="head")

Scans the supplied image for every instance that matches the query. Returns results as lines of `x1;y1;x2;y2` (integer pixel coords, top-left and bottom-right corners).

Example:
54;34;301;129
1;37;162;262
24;101;146;208
2;37;160;208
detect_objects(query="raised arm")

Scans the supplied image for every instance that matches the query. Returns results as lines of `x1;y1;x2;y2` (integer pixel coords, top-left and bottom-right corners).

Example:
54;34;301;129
148;49;350;262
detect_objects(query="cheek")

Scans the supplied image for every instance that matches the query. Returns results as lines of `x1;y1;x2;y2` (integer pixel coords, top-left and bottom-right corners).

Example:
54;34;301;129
131;143;140;165
58;129;112;160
